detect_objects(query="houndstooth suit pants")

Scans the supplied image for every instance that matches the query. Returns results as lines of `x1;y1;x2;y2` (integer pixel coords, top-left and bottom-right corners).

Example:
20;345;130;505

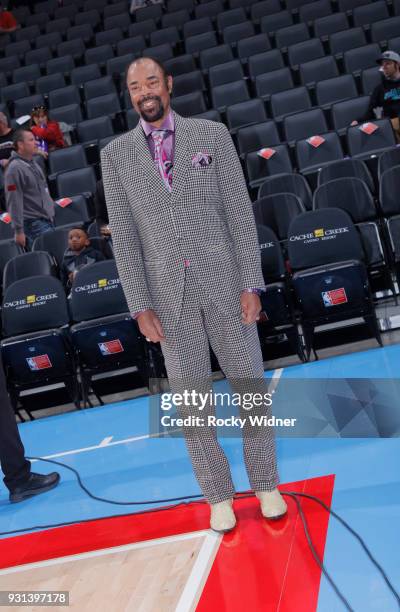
160;266;279;504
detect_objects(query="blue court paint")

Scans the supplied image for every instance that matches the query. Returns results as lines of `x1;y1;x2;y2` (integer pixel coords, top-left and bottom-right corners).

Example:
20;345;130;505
280;344;400;379
0;345;399;611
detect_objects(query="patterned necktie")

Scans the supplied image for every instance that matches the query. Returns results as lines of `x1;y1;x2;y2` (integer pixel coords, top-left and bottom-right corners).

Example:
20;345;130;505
151;130;173;193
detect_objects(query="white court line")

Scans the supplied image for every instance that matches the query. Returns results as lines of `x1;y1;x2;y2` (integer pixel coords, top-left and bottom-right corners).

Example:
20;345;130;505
268;367;283;395
28;429;181;463
29;369;284;463
98;436;113;447
0;530;210;576
175;531;222;612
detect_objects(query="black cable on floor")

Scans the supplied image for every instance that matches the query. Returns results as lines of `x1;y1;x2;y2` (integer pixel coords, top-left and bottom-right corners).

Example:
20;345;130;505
0;456;397;611
284;492;353;612
27;456;204;505
291;491;400;609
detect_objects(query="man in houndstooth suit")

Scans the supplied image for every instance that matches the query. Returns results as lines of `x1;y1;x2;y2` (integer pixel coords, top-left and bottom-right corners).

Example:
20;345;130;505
101;58;287;532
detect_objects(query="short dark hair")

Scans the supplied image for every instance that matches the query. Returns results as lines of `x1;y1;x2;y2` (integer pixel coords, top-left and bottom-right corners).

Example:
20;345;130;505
13;129;33;150
125;56;170;85
68;225;89;237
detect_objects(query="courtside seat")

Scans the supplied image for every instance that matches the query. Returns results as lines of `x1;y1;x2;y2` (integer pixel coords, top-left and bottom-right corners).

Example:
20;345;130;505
287;207;382;357
69;260;158;402
256;224;304;361
1;275;79;416
3;251;57;290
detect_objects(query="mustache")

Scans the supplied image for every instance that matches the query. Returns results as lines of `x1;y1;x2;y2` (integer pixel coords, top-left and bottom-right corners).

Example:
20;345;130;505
138;95;162;107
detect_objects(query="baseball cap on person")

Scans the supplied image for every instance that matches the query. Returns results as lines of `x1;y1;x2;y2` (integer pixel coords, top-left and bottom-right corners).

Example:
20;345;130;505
376;51;400;65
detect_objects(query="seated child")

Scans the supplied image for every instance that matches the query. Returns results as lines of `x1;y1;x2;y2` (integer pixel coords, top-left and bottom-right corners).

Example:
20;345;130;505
62;226;106;287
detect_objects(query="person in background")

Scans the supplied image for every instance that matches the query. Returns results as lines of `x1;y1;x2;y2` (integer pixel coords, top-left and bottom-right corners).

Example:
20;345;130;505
0;5;19;33
0;112;14;169
0;352;60;503
94;179;111;238
61;226;105;288
0;112;14;211
352;51;400;142
30;106;66;153
5;129;55;249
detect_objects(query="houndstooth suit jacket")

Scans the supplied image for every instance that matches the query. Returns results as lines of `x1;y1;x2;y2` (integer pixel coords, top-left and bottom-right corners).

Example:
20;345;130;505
100;111;265;334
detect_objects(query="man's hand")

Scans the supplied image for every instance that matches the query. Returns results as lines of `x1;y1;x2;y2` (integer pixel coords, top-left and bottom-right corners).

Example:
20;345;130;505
240;292;261;325
15;232;26;248
136;309;165;343
350;120;358;126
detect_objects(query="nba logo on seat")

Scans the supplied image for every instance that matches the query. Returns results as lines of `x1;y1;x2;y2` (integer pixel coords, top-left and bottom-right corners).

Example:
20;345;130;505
26;354;52;371
322;288;348;307
98;339;124;356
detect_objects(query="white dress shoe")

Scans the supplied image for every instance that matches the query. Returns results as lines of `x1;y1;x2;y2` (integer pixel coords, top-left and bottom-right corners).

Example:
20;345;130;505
256;489;287;520
210;499;236;533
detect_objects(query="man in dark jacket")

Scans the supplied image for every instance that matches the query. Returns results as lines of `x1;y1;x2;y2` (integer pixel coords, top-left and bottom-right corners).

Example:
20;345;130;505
353;50;400;141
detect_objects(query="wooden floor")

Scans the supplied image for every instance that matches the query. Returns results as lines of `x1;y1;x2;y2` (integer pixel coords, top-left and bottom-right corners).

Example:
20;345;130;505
0;533;213;612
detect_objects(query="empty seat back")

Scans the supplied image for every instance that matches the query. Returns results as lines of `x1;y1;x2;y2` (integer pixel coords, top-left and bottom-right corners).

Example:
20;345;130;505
296;132;344;173
56;167;97;199
253;193;305;240
70;260;128;321
378;147;400;178
283;108;328;142
48;144;87;174
313;177;377;222
257;224;286;282
347;118;397;158
54;195;90;227
259;172;313;209
3;251;56;290
379;166;400;217
318;158;374;192
2;275;69;336
287;207;364;270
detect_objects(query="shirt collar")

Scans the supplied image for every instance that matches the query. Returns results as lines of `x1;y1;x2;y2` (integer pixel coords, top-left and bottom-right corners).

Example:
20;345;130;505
11;151;34;164
140;109;175;138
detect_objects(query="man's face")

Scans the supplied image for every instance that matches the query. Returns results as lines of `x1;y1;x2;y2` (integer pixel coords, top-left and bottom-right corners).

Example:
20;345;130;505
18;131;37;157
380;60;400;79
126;59;172;124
